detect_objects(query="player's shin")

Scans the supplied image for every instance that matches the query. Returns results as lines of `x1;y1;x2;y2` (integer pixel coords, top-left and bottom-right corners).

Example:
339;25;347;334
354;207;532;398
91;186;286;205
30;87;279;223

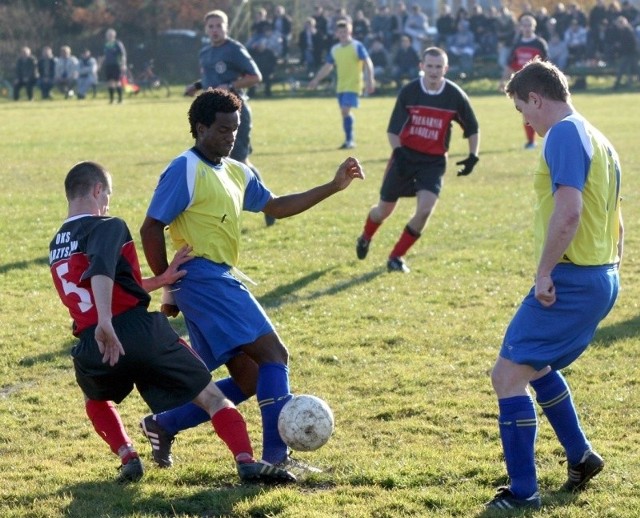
498;395;539;499
257;362;292;464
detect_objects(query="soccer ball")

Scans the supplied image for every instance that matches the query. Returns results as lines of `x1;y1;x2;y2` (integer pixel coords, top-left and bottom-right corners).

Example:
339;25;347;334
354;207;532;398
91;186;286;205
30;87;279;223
278;395;335;452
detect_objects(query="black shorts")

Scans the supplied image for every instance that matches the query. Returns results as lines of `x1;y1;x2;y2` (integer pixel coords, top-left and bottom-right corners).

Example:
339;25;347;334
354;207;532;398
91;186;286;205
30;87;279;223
380;147;446;202
104;63;122;82
72;307;211;413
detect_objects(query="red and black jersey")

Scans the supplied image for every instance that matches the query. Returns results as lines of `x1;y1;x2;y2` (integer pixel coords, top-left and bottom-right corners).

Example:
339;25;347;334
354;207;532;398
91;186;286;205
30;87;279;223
49;215;150;336
388;78;479;156
508;36;548;71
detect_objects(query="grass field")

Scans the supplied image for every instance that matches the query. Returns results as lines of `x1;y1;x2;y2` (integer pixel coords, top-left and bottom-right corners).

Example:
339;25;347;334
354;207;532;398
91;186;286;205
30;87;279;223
1;86;639;518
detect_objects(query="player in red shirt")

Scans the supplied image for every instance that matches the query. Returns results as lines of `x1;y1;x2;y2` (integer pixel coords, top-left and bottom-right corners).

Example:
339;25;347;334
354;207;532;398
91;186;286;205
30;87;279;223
49;161;294;484
500;15;549;149
355;47;480;273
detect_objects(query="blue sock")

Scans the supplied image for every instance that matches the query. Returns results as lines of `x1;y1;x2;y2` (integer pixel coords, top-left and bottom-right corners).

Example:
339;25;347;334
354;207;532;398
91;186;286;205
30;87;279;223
155;402;208;436
530;370;590;465
257;362;292;464
155;377;250;436
216;376;251;406
498;395;538;499
343;114;354;142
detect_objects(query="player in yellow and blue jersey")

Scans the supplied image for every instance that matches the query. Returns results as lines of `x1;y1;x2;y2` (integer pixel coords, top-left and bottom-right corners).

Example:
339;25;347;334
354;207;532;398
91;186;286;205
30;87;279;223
139;88;365;472
486;58;623;511
308;20;375;149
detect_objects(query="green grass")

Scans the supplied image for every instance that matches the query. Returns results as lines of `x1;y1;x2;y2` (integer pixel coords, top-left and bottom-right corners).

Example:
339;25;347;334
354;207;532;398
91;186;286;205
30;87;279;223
1;88;639;517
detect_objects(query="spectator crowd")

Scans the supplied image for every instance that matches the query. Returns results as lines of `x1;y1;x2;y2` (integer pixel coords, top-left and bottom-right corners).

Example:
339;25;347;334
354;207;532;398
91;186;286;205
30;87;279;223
10;1;640;101
241;1;640;94
13;43;100;101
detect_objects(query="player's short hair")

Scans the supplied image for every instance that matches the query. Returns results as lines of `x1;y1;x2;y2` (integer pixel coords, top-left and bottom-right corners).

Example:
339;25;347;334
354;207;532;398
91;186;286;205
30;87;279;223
65;161;111;201
204;10;228;25
504;57;570;102
423;46;448;64
188;88;243;140
336;20;350;30
518;14;537;28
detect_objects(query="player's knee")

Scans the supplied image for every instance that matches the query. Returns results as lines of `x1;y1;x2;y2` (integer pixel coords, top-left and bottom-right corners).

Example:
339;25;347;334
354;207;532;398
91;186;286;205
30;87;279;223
194;382;231;416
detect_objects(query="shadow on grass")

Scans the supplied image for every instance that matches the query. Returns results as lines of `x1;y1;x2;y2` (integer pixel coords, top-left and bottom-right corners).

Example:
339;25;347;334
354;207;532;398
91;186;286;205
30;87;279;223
593;312;640;347
57;475;334;517
259;266;385;309
474;489;579;517
17;337;75;367
57;478;268;518
0;256;49;274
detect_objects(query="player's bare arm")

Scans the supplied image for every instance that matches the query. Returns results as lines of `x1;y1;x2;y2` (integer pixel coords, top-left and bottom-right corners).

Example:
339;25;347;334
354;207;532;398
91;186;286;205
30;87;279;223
91;274;125;367
364;57;376;94
140;217;183;317
230;73;261;90
263;157;364;219
308;63;334;89
535;186;582;306
618;212;624;265
140;216;170;276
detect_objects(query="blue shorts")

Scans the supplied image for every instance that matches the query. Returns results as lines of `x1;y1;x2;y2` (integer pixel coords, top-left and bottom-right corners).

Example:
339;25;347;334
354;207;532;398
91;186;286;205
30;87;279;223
501;263;619;371
173;258;274;371
337;92;359;109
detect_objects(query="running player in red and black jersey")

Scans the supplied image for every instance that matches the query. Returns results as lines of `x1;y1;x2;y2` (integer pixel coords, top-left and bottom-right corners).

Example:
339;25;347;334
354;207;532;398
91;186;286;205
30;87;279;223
355;47;480;273
500;15;548;149
48;161;294;484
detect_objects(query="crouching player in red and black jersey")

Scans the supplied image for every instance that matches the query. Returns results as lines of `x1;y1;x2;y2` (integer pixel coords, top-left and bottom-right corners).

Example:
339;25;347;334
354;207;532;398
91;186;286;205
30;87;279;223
355;47;480;273
48;161;294;484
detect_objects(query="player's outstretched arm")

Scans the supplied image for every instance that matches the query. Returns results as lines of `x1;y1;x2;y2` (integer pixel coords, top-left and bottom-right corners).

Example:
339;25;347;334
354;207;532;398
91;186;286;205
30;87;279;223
308;63;333;89
263;157;364;220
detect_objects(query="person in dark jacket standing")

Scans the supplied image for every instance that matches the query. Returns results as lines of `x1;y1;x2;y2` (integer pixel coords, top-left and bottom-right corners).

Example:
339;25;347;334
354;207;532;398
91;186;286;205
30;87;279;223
14;46;39;101
612;15;638;90
38;46;56;100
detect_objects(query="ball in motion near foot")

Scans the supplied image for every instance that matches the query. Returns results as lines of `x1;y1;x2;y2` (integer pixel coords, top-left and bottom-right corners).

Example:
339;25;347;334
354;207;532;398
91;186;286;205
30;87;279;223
278;395;335;451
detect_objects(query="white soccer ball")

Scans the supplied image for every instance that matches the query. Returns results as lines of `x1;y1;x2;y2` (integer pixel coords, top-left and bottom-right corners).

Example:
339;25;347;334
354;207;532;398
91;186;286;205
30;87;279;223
278;394;335;452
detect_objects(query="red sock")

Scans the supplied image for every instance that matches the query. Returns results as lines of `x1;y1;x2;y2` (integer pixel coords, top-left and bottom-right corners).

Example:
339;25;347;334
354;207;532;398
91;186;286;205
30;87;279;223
389;225;420;258
363;215;381;241
525;124;536;144
85;400;132;456
211;406;254;462
117;444;139;464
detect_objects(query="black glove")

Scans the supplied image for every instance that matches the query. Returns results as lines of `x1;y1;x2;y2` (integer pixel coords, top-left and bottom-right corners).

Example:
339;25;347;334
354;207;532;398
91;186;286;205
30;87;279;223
456;154;479;176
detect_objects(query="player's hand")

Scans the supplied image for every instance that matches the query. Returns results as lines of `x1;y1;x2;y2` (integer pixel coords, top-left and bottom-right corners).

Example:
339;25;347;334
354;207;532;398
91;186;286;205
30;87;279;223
184;84;197;97
160;286;180;317
333;157;365;190
95;319;125;367
163;245;193;285
535;275;556;307
161;303;181;318
456;154;479;176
